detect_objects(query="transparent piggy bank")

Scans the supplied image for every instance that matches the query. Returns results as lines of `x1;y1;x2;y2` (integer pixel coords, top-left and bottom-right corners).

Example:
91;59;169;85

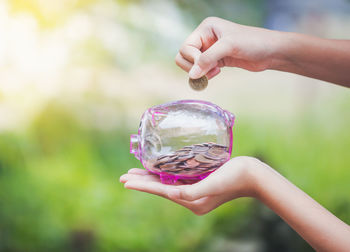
130;100;235;184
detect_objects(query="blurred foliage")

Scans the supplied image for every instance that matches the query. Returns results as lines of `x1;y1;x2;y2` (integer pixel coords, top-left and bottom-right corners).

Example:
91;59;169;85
2;0;350;251
6;0;265;67
9;0;98;28
173;0;264;26
8;0;264;28
0;97;349;252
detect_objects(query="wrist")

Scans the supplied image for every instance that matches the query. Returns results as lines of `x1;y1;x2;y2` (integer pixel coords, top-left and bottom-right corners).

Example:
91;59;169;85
268;31;296;71
251;162;280;202
243;158;275;199
230;157;269;198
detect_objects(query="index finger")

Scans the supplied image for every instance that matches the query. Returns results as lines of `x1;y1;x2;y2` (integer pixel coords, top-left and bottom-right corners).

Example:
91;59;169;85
179;27;203;63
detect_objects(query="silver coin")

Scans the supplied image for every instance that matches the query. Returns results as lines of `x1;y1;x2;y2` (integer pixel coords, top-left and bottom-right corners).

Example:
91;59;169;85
185;158;200;168
175;154;194;162
194;154;214;164
159;162;179;169
192;145;210;153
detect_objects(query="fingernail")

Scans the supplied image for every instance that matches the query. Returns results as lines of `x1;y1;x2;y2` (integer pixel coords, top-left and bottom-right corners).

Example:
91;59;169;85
168;188;181;199
189;65;203;79
119;174;127;183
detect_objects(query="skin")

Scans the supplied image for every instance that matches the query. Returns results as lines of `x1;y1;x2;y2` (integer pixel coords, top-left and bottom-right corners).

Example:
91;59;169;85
175;17;350;86
120;157;350;252
121;17;350;251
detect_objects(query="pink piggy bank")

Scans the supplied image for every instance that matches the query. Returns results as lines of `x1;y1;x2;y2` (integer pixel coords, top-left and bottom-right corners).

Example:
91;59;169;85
130;100;235;184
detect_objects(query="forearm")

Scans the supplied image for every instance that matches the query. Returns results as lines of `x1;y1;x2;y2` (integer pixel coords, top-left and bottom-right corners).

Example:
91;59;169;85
272;32;350;87
253;164;350;251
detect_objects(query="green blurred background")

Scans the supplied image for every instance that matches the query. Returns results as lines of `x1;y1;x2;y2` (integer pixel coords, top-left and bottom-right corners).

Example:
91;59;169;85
0;0;350;251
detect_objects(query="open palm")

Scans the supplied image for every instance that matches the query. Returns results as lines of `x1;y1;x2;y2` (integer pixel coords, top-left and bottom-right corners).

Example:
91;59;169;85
120;157;260;215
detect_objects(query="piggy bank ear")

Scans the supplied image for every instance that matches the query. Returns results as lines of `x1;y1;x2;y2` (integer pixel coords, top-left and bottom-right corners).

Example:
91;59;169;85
224;110;235;127
130;134;140;160
148;108;168;128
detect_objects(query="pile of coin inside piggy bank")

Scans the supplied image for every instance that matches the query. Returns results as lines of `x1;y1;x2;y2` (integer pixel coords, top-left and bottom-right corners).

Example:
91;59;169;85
150;142;230;176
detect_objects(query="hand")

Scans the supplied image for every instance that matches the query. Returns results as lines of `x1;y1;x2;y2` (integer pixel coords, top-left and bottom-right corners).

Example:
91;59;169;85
176;16;350;86
120;156;265;215
120;156;350;250
176;17;282;79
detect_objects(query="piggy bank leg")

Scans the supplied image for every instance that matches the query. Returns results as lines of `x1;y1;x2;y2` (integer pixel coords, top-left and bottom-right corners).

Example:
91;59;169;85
199;174;209;180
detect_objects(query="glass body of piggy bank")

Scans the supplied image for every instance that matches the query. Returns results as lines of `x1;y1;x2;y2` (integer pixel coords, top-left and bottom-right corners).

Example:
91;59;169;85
130;100;235;184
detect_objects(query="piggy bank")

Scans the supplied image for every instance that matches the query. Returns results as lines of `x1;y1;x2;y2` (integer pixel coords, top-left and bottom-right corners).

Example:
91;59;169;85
130;100;235;184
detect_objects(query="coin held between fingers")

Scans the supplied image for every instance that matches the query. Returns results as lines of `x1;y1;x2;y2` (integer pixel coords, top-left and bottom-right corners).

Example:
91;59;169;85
189;75;208;91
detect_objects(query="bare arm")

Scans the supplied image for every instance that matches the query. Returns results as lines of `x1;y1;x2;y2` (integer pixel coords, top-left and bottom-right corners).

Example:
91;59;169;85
120;157;350;251
254;162;350;252
175;17;350;87
273;33;350;87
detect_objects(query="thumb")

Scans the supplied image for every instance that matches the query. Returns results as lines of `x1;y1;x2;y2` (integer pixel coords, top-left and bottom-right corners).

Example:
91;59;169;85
168;176;218;201
189;39;229;79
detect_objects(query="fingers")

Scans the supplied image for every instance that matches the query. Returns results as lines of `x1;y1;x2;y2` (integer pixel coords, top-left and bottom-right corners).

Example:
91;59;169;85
182;26;203;54
120;172;200;202
120;169;235;216
122;177;167;197
176;53;220;80
123;179;186;204
177;24;205;76
206;66;221;79
121;170;185;185
123;179;211;212
186;193;235;216
168;175;219;202
179;44;201;64
122;170;219;202
124;180;169;198
175;53;193;72
120;168;159;183
122;178;234;216
189;39;229;79
176;35;202;73
120;173;159;183
124;158;238;202
176;17;228;80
